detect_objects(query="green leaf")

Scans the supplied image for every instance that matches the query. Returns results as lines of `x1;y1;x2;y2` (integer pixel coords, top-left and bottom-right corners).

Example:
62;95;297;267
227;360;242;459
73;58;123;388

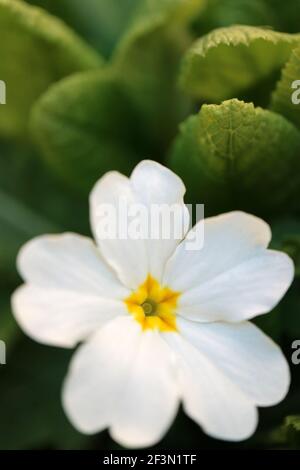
180;25;300;104
194;0;300;37
271;45;300;130
112;0;205;149
264;0;300;34
168;99;300;216
0;0;102;139
194;0;277;36
26;0;140;58
30;69;144;192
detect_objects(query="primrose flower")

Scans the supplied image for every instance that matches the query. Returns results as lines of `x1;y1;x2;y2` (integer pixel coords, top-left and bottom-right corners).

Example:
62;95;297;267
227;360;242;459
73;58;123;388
12;161;294;448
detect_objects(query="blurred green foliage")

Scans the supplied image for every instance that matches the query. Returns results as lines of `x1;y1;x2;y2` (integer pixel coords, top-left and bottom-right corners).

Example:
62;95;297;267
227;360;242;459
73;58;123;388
0;0;300;450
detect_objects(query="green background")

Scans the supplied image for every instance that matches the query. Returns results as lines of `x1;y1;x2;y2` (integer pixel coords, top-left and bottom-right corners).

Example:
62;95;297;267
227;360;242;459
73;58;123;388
0;0;300;450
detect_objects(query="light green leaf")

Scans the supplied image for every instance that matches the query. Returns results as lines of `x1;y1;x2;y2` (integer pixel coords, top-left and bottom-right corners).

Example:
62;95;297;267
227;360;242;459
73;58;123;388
112;0;205;149
30;69;144;192
168;99;300;215
180;25;300;103
0;0;102;139
271;45;300;130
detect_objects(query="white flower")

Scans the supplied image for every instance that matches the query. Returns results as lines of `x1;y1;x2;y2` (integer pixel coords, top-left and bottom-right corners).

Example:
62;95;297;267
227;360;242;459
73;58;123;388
12;160;294;448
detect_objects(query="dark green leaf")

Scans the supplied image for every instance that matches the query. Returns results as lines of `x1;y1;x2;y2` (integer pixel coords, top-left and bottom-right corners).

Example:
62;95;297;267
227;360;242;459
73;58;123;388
0;0;102;139
30;70;144;192
112;0;205;149
26;0;140;58
194;0;277;36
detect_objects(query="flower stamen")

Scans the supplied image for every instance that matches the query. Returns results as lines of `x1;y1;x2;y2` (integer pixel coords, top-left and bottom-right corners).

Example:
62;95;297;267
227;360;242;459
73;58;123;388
142;299;157;316
125;275;179;332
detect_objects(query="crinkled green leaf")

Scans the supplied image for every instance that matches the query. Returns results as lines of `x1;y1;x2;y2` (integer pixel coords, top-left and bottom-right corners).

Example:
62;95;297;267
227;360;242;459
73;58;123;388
30;70;144;192
112;0;205;149
0;0;102;139
180;25;300;103
168;99;300;215
271;45;300;130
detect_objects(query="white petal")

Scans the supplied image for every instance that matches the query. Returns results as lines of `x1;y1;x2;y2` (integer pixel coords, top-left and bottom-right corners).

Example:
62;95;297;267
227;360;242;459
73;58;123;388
17;233;128;298
63;317;138;434
110;326;179;448
90;161;189;289
178;318;290;406
164;212;294;322
164;211;271;290
63;316;179;448
90;171;148;289
165;333;258;441
12;285;126;348
130;161;189;281
12;233;129;347
178;250;293;322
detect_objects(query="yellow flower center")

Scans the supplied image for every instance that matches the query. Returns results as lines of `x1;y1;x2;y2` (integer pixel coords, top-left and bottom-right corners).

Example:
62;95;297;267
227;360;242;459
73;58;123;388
125;275;179;332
